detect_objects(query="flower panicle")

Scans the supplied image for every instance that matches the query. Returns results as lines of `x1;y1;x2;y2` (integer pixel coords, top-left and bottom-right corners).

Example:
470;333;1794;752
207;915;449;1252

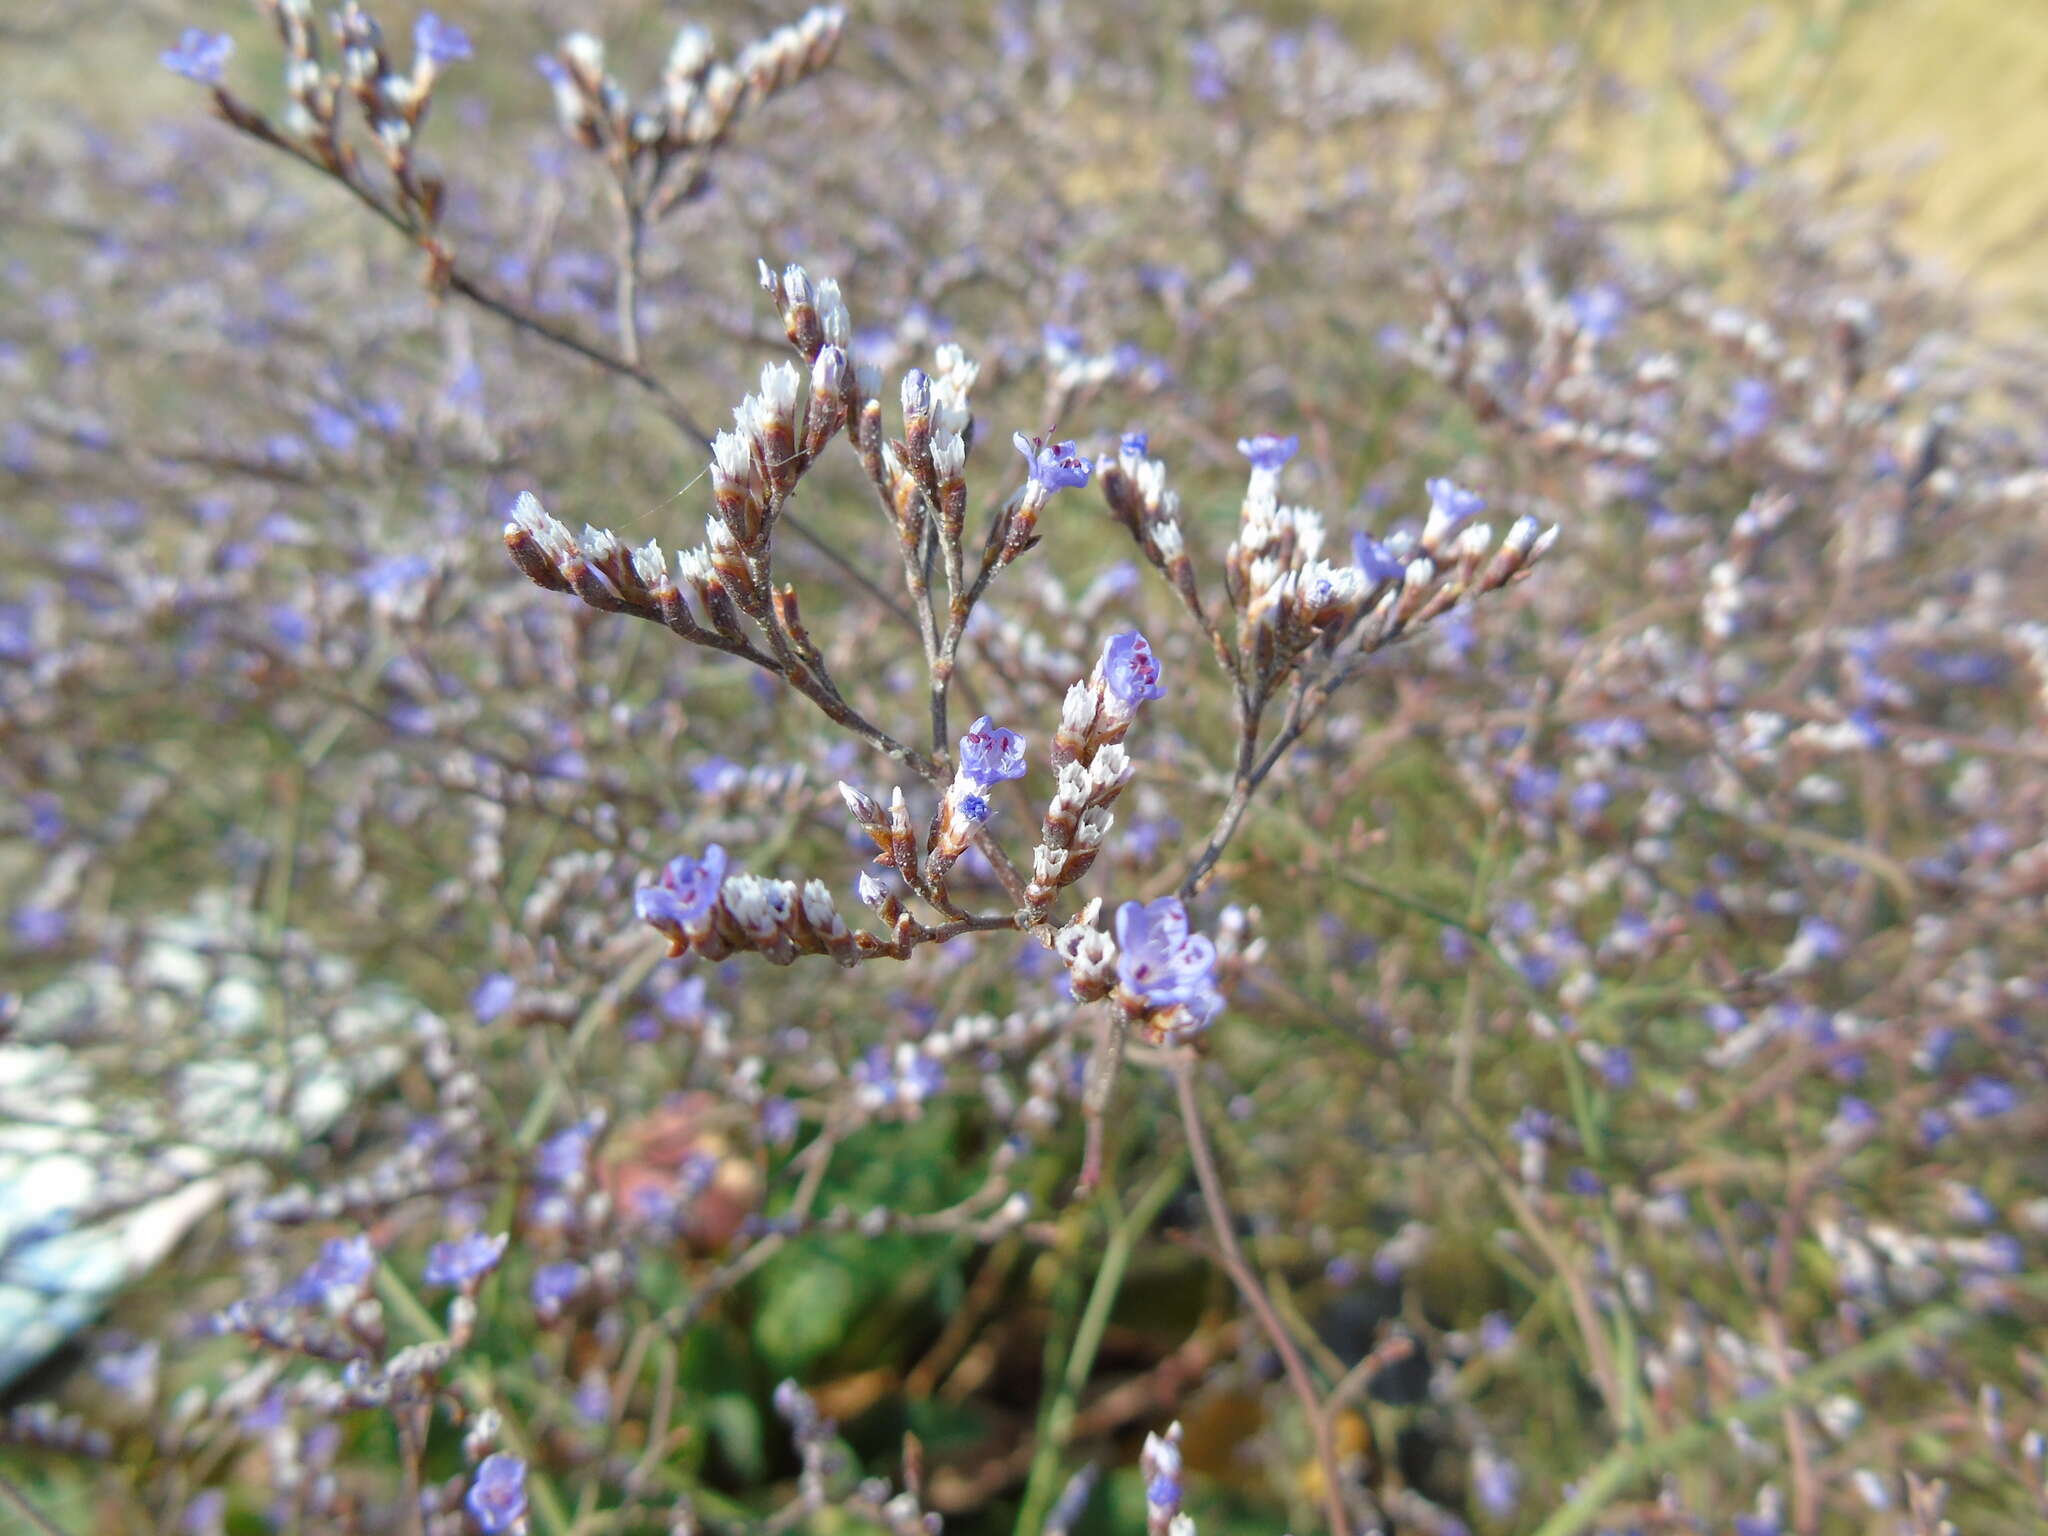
1097;432;1207;624
1053;897;1224;1046
538;8;846;165
635;843;876;968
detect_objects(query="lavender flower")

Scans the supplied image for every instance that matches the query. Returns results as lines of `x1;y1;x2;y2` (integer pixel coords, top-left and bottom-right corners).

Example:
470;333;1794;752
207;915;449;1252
1098;630;1165;710
471;972;518;1023
1014;431;1094;493
1957;1076;2019;1121
423;1231;509;1288
1472;1445;1522;1517
1568;284;1627;340
1236;432;1299;472
1352;530;1405;586
1728;377;1776;440
465;1453;529;1534
531;1262;583;1320
1115;896;1223;1031
636;844;729;930
413;13;473;67
291;1235;376;1306
958;715;1027;786
161;30;233;85
1423;476;1484;540
760;1096;800;1146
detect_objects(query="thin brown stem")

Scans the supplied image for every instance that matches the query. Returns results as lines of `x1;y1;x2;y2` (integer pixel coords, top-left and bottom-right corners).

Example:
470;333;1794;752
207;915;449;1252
1172;1057;1352;1536
215;99;711;442
611;178;647;369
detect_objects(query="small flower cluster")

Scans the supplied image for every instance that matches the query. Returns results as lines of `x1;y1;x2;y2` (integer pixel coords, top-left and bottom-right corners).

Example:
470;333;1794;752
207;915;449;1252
1056;894;1225;1046
536;9;844;167
175;3;476;226
1025;631;1163;910
634;842;869;966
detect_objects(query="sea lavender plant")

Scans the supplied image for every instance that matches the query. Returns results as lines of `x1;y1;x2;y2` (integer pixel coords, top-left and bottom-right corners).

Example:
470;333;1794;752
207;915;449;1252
2;5;2046;1536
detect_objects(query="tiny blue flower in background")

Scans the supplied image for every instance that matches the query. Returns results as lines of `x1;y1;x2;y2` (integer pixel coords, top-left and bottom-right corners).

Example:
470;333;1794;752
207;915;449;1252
1477;1311;1514;1354
959;715;1027;786
1792;915;1846;963
1236;432;1299;472
533;1117;598;1185
1041;322;1084;357
1569;780;1611;819
93;1338;160;1400
1956;1076;2019;1121
658;974;709;1023
1728;377;1776;440
12;907;68;950
1833;1096;1879;1133
307;403;359;453
531;1261;583;1319
1423;476;1484;534
1187;38;1228;102
414;12;473;66
690;756;748;795
162;29;233;84
636;844;729;930
182;1490;227;1536
292;1234;376;1306
358;553;432;599
471;972;517;1023
1119;430;1149;458
1568;284;1627;340
1471;1445;1521;1517
1597;1046;1634;1089
1705;1003;1745;1035
760;1096;800;1146
1098;630;1165;710
423;1230;508;1288
573;1373;612;1423
1014;432;1093;493
465;1453;529;1534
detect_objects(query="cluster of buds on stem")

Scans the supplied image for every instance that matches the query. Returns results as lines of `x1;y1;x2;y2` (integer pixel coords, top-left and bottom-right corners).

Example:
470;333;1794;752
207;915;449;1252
1337;477;1560;661
1223;434;1373;687
184;3;474;226
503;492;779;667
1028;632;1164;911
1218;441;1559;693
712;350;849;549
1097;431;1206;624
841;715;1028;912
635;844;873;967
1058;896;1224;1047
537;8;845;171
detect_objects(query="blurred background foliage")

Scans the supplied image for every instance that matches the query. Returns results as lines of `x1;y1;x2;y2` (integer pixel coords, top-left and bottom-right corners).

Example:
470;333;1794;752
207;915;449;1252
7;0;2047;321
2;1;2045;1534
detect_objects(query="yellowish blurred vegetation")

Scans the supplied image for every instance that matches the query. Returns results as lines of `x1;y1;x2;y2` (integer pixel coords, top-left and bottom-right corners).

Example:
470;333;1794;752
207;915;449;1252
5;0;2042;320
1346;0;2048;321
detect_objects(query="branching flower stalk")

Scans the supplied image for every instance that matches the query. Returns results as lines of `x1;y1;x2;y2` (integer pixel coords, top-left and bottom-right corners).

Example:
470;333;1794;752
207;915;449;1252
47;6;2041;1534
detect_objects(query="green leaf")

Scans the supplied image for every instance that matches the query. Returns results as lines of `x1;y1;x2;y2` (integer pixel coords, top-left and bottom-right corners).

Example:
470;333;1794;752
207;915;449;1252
754;1258;858;1372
